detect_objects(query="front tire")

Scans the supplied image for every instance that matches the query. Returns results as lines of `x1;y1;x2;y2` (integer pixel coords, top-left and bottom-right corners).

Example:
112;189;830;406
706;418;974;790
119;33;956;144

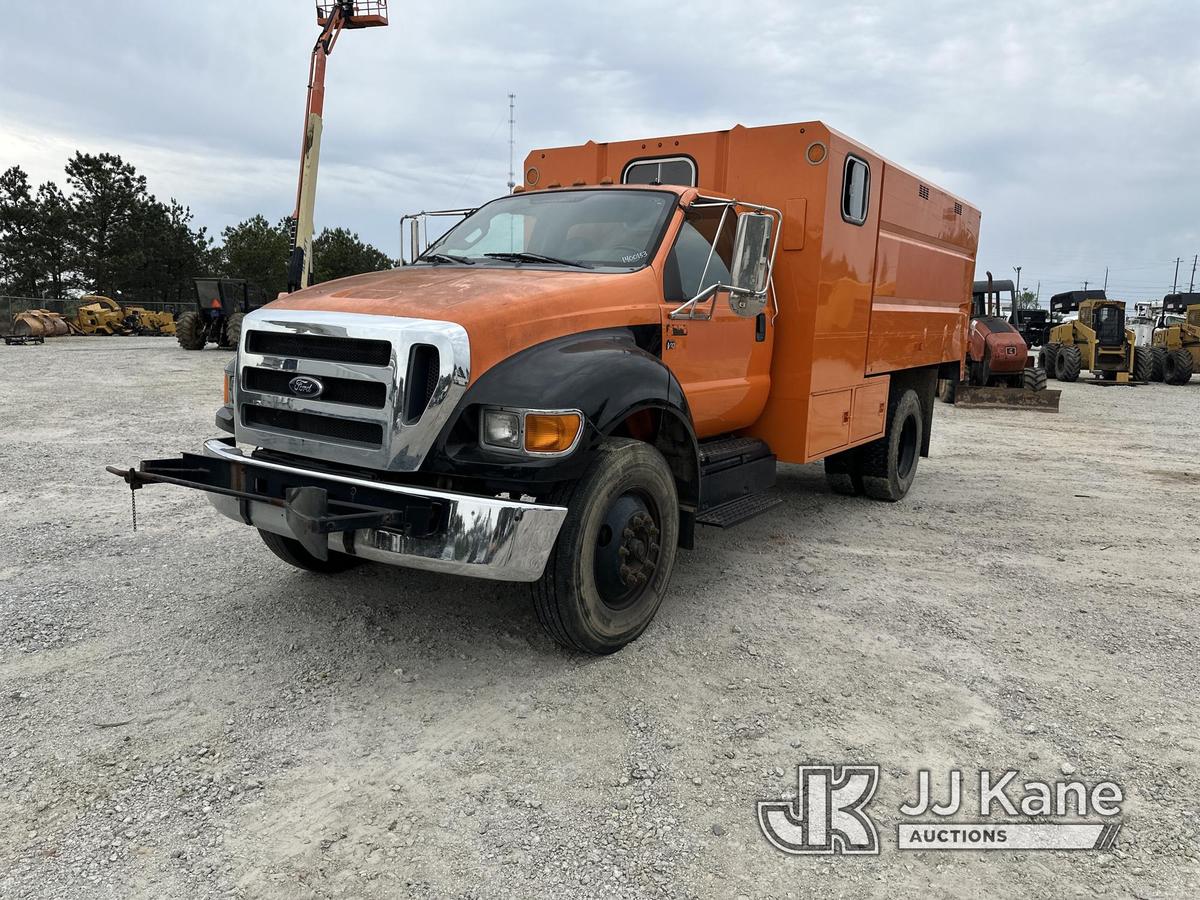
1023;367;1048;392
858;389;923;502
176;311;206;350
1055;345;1082;382
1133;347;1154;382
1150;347;1167;382
533;438;679;654
936;378;958;404
1043;344;1060;380
259;529;361;574
1164;348;1194;385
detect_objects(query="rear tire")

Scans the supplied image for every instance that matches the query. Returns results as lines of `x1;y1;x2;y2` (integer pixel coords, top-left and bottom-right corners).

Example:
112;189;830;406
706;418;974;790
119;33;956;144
1133;346;1154;382
1043;344;1060;380
222;312;245;350
532;438;679;654
1150;347;1167;382
858;389;922;502
1055;345;1082;382
1022;367;1048;392
259;529;361;574
175;311;206;350
1165;349;1194;385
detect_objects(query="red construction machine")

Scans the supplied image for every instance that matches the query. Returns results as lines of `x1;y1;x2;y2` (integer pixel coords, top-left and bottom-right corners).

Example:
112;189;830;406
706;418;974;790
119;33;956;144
937;273;1060;411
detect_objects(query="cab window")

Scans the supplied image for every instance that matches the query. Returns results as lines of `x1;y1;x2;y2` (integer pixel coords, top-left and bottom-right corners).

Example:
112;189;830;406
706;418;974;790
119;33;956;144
664;206;735;301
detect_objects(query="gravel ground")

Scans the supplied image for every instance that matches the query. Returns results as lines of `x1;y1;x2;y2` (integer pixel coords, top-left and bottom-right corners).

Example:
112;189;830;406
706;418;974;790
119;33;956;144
1;336;1197;899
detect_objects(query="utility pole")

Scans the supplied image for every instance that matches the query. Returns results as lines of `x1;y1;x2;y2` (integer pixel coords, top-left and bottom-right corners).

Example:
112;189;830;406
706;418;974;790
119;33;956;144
507;93;517;193
1103;266;1109;291
1035;280;1041;307
1189;254;1197;293
1172;257;1181;294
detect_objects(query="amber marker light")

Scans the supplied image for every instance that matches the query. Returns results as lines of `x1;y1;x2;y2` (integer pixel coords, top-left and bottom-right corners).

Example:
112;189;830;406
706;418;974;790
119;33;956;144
524;413;583;454
222;373;232;405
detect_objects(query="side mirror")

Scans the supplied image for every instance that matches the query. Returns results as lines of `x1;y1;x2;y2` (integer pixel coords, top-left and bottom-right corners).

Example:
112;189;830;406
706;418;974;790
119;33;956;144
728;212;772;316
405;218;422;265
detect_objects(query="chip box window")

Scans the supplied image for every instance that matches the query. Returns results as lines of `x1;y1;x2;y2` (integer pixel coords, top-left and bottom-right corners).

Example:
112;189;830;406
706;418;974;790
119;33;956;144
842;155;870;225
622;157;697;187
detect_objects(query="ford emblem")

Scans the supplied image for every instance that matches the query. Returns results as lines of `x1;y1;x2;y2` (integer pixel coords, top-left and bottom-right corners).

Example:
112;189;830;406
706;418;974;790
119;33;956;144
288;375;324;398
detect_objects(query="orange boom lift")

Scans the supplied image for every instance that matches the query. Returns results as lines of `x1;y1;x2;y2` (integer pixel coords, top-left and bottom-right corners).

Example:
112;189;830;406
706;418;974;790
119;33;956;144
286;2;388;293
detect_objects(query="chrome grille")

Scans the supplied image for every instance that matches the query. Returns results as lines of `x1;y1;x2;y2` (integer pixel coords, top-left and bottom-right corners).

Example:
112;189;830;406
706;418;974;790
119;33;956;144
243;366;387;408
243;406;385;446
245;331;390;366
235;309;470;472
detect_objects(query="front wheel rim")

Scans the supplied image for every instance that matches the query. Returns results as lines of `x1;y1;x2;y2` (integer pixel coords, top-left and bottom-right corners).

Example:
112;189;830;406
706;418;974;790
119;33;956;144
593;490;662;611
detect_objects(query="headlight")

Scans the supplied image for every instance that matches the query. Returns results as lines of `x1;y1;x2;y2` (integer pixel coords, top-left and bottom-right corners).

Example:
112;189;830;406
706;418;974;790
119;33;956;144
480;408;583;456
481;409;522;449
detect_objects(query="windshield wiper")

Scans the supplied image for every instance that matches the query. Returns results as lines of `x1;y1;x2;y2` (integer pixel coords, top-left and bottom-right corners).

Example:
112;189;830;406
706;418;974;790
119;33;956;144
483;251;593;269
418;252;475;265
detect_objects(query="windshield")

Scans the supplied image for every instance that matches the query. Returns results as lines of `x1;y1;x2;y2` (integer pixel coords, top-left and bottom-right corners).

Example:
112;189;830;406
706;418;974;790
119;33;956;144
424;189;675;271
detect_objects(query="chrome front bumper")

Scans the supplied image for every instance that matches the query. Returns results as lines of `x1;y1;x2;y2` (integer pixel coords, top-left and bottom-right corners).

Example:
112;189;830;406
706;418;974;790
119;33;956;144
186;439;567;582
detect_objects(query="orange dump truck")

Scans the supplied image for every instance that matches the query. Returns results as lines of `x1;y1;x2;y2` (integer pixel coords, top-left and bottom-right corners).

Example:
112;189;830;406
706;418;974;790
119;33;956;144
110;122;979;653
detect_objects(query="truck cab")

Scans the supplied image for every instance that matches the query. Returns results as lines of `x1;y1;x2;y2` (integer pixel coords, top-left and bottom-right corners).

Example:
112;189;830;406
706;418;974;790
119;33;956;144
113;122;980;653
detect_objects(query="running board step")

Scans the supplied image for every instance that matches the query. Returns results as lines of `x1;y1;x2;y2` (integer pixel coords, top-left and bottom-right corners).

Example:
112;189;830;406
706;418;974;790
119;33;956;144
695;492;782;528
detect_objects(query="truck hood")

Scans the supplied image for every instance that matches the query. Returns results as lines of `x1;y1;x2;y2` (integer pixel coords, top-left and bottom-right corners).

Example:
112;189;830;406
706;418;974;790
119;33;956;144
264;266;665;378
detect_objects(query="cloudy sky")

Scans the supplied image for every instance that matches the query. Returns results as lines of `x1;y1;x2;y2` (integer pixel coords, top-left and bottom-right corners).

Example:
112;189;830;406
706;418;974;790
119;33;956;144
4;1;1198;302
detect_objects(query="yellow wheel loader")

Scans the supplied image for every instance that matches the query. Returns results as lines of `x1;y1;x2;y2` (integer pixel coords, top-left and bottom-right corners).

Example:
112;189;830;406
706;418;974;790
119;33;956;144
1151;293;1198;385
74;296;133;335
1041;291;1152;384
74;296;175;336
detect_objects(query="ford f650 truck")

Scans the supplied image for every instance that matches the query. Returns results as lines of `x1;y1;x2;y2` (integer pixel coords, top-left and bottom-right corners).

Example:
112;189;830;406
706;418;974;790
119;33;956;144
110;122;980;654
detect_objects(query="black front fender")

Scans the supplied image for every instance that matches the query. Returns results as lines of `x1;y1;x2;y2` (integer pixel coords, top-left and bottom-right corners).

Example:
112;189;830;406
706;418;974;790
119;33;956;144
426;327;695;485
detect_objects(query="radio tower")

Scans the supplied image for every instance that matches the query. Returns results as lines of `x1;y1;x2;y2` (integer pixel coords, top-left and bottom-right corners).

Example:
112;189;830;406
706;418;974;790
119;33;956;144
507;93;517;193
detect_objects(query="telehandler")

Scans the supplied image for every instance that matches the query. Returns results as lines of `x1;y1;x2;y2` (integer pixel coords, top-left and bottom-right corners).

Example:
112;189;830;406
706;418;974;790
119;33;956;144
1041;291;1152;383
111;120;979;654
1151;293;1198;385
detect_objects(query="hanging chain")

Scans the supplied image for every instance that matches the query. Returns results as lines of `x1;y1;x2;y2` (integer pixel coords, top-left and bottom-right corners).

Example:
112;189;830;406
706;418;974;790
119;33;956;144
130;486;138;533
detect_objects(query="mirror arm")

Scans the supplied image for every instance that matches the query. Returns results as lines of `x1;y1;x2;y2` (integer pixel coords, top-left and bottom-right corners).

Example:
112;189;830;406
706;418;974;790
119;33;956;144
668;283;724;320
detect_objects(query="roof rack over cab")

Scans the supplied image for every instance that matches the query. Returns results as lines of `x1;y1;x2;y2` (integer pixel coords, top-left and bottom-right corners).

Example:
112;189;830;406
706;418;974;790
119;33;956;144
1163;292;1200;313
1049;289;1108;314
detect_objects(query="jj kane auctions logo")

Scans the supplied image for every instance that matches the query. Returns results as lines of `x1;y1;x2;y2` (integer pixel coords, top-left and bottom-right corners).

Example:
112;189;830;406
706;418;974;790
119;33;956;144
758;765;1124;854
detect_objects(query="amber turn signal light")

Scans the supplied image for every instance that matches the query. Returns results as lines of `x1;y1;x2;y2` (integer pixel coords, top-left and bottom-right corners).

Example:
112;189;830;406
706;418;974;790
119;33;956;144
524;413;582;454
222;373;232;405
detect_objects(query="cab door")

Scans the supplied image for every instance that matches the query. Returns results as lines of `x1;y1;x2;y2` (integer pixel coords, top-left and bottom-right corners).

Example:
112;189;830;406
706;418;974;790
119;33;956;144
660;205;773;438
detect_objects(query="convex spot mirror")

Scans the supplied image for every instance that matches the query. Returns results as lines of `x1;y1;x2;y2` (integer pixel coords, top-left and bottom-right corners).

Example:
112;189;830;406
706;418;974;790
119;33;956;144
728;212;772;316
